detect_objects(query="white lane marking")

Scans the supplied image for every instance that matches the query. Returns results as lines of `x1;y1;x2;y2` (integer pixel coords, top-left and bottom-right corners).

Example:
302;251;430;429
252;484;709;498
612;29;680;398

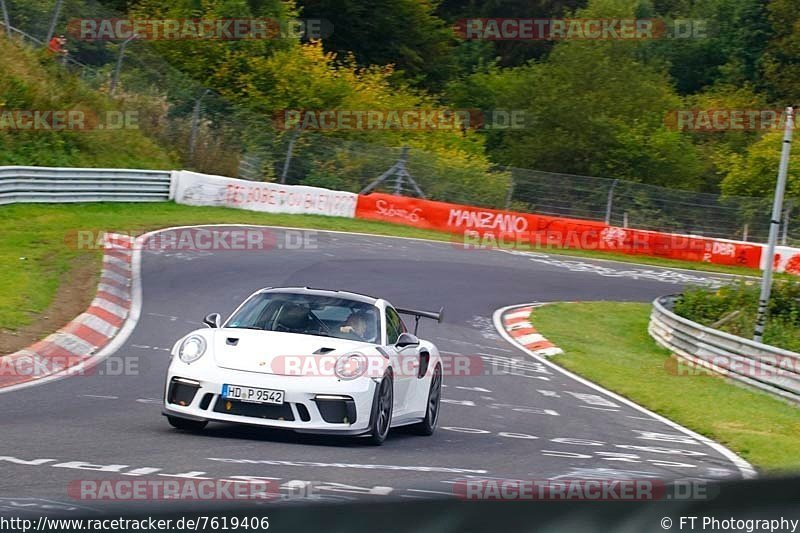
454;386;491;393
206;458;487;474
492;304;757;479
441;398;476;407
406;488;454;497
151;223;749;284
80;394;118;400
441;427;491;434
131;344;170;352
0;498;100;514
146;312;180;322
566;392;620;408
498;249;739;286
635;431;700;445
580;406;620;412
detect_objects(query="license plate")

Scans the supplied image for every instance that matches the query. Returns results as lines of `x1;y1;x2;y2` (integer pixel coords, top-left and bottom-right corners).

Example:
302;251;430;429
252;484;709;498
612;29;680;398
222;384;284;405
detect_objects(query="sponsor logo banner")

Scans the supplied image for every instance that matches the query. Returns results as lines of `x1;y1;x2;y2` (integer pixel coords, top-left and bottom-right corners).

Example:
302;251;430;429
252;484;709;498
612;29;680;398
355;193;765;269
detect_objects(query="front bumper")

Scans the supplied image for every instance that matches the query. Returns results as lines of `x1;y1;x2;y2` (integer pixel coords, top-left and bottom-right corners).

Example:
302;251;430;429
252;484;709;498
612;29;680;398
162;364;377;434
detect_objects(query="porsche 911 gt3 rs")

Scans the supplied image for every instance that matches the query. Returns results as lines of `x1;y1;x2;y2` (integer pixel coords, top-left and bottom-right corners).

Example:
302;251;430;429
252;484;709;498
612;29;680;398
162;287;444;444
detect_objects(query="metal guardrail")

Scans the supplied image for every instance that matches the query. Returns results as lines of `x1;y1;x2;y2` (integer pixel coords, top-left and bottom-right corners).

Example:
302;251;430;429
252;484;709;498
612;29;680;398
0;166;172;205
649;295;800;403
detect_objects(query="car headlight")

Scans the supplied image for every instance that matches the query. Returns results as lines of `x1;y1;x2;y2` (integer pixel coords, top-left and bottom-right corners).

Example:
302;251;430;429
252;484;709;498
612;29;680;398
179;335;206;364
334;353;367;380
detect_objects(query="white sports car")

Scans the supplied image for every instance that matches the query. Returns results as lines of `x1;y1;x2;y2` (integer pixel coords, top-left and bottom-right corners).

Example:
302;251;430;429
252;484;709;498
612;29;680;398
162;287;444;444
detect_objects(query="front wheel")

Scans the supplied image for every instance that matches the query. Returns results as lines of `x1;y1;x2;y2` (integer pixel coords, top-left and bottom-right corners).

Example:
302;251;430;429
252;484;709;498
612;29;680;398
367;372;393;445
167;416;208;432
411;364;442;436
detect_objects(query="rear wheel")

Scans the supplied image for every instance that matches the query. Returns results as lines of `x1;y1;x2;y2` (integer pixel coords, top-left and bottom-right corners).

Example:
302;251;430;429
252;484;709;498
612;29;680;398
411;364;442;436
167;416;208;432
367;372;393;445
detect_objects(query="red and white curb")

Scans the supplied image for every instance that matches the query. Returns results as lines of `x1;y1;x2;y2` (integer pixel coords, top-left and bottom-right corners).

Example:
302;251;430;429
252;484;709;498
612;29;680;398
501;305;563;357
0;233;136;390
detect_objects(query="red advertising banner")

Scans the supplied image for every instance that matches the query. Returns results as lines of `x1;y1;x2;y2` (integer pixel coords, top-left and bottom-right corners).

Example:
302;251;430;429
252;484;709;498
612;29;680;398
355;193;764;269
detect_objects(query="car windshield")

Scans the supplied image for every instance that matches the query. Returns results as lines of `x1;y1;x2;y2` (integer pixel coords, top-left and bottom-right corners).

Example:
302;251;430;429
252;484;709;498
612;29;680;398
225;292;380;343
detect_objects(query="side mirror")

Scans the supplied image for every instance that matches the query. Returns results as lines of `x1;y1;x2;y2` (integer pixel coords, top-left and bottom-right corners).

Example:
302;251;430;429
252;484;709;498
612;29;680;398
395;332;420;348
203;313;221;328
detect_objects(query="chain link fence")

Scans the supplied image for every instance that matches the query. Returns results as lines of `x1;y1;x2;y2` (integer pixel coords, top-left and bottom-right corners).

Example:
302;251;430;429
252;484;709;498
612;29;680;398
1;1;798;245
507;168;795;244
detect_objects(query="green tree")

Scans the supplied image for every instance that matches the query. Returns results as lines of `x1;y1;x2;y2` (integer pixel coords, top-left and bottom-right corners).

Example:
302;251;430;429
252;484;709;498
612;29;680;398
762;0;800;104
297;0;457;92
721;126;800;200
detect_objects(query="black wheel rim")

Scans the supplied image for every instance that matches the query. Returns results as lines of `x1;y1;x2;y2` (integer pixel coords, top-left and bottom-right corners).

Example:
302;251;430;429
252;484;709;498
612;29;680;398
376;377;392;437
428;367;441;426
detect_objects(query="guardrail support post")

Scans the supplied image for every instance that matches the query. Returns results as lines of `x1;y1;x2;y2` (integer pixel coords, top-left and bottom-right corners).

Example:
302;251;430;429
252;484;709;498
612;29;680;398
189;89;211;164
280;126;301;184
605;179;618;225
110;34;137;96
754;107;794;342
504;176;515;210
44;0;63;45
782;199;794;246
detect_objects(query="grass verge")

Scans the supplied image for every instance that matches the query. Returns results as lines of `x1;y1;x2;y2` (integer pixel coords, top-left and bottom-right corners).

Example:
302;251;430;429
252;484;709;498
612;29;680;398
532;301;800;472
0;201;784;333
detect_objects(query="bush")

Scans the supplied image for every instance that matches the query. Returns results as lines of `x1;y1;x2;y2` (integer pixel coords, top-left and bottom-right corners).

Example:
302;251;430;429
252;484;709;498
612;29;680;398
674;281;800;352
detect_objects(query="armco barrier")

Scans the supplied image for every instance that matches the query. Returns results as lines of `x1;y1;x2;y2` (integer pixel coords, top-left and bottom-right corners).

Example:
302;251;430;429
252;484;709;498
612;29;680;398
649;295;800;403
355;192;767;271
0;166;172;205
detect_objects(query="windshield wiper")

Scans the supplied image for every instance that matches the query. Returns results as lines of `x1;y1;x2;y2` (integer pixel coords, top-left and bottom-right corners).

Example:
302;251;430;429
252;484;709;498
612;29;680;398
226;325;265;331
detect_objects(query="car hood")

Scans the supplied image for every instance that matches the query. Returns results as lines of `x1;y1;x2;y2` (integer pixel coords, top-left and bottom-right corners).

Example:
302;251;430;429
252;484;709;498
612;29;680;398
210;328;371;375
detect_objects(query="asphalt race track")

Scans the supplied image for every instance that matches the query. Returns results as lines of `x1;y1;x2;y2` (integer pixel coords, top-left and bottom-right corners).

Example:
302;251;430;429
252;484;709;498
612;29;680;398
0;227;753;514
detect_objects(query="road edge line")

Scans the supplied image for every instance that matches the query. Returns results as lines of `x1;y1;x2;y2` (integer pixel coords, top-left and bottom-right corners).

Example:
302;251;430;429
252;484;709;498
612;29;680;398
493;302;757;480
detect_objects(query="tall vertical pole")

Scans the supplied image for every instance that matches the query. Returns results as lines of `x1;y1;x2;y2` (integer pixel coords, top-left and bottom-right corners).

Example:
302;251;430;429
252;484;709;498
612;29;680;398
754;107;794;343
0;0;11;36
45;0;64;44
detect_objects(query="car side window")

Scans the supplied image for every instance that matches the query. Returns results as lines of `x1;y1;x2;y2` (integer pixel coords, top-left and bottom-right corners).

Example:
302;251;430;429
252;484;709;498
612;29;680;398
385;307;404;345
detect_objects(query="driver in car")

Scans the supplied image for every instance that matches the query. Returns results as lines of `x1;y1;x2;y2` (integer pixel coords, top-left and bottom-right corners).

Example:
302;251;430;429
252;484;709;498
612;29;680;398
339;311;370;340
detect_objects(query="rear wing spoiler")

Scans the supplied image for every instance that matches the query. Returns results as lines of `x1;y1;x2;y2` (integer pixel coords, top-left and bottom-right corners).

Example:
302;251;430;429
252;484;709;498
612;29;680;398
396;307;444;335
